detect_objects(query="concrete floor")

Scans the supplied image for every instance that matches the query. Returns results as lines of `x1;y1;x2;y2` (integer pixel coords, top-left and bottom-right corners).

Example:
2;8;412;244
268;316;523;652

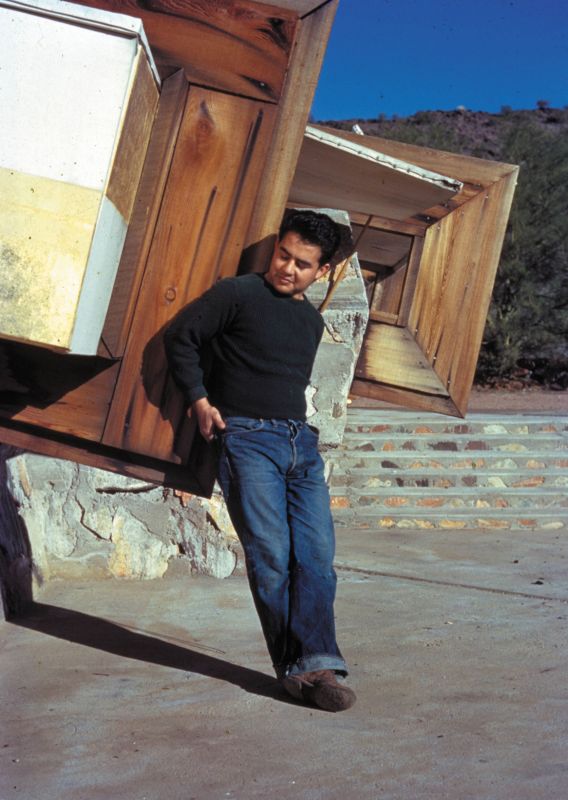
1;525;567;800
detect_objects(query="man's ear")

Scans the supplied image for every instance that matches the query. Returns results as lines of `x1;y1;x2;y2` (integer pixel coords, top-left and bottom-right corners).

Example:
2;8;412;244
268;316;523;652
316;262;331;279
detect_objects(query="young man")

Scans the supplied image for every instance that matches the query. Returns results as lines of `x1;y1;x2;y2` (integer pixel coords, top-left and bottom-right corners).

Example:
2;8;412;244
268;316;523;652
164;210;355;712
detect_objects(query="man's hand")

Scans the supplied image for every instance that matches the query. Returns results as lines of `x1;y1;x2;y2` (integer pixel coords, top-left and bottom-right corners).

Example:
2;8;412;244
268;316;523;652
191;397;226;441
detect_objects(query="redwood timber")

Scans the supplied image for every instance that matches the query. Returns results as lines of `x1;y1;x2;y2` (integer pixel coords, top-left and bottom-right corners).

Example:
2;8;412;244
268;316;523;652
100;69;188;357
241;0;338;272
338;128;519;416
102;86;277;463
72;0;296;102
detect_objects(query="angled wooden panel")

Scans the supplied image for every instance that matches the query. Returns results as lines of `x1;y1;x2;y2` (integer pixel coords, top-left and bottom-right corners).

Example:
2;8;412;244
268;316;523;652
319;127;515;191
352;168;518;417
102;86;277;460
355;323;449;396
241;0;338;272
290;126;462;222
410;169;518;414
73;0;296;102
0;349;120;440
100;70;189;357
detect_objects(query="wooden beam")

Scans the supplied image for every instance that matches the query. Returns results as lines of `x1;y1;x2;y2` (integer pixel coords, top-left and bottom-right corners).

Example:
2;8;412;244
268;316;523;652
241;0;338;272
350;379;463;418
100;70;189;357
72;0;296;102
0;420;210;494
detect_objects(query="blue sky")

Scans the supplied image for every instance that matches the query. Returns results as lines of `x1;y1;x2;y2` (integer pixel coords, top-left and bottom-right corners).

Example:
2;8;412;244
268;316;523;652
311;0;568;120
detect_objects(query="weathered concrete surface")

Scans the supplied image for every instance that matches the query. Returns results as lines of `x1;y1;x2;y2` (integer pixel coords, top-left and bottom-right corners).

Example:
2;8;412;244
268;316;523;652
1;526;567;800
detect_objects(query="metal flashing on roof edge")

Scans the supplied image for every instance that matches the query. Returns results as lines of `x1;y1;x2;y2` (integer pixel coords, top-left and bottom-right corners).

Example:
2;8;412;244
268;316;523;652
304;125;463;193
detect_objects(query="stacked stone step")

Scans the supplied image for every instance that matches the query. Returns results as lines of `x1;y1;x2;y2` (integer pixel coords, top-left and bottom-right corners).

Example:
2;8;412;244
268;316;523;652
329;409;568;531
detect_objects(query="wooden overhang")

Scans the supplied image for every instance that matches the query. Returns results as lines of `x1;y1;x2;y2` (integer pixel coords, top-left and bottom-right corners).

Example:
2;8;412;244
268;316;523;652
0;0;340;496
289;125;519;418
292;125;462;221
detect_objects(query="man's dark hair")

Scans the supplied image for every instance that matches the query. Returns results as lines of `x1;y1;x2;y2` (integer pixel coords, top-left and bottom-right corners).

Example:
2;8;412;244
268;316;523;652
279;210;341;266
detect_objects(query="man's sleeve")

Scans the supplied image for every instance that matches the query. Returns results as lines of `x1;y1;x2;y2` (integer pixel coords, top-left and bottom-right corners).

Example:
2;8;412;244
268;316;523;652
163;278;238;406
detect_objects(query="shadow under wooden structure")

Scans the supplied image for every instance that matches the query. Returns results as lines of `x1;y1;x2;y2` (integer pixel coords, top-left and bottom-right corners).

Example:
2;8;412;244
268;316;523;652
0;0;518;497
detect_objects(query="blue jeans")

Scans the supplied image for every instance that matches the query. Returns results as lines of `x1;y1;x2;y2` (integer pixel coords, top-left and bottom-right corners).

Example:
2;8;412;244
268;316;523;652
217;417;347;679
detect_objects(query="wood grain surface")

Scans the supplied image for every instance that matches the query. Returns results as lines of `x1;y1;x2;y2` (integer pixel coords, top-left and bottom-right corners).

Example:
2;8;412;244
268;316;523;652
72;0;296;102
410;169;518;415
101;70;189;357
102;86;276;462
241;0;338;271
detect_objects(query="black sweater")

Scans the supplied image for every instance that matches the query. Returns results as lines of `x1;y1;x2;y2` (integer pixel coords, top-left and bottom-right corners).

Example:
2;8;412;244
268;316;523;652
164;273;324;420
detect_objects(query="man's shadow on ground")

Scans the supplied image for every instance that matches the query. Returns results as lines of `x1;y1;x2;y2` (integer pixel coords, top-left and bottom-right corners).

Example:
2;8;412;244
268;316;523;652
11;602;295;704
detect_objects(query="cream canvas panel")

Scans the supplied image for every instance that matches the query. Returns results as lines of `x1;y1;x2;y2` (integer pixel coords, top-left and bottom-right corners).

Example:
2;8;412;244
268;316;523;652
0;2;158;353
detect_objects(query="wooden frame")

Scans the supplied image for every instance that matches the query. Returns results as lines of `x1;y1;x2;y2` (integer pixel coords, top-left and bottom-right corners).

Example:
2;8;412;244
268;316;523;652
0;0;338;495
290;127;518;418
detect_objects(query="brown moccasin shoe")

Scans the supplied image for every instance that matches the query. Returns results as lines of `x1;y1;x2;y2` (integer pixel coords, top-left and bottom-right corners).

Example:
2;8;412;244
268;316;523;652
282;669;356;712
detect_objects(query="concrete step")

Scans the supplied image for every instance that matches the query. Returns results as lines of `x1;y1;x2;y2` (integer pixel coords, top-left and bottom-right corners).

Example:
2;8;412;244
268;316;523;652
332;509;566;532
330;452;568;472
331;469;568;490
344;410;568;433
330;487;567;510
340;433;567;454
329;410;568;531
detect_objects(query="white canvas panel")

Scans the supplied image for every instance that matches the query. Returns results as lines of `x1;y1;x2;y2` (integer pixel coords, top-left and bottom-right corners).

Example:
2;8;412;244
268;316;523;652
0;6;137;189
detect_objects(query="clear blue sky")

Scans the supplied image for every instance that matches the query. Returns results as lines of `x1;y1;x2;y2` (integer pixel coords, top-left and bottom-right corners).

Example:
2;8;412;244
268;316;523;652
311;0;568;120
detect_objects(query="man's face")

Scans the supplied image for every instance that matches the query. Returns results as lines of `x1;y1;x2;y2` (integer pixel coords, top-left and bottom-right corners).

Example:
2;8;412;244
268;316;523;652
264;231;330;300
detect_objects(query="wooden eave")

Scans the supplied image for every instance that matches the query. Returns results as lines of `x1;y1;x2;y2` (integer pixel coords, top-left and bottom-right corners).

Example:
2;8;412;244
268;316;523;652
298;126;519;418
290;125;462;223
71;0;299;103
254;0;334;15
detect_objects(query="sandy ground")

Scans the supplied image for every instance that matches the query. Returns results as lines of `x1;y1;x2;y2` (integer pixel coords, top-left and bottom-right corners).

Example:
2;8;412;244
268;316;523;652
2;523;568;800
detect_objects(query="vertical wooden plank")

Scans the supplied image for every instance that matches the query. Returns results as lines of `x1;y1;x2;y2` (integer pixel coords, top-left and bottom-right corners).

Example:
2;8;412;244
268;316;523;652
442;171;518;413
102;86;276;459
397;235;424;327
408;169;518;414
369;259;407;323
411;193;487;382
100;70;189;356
241;0;338;271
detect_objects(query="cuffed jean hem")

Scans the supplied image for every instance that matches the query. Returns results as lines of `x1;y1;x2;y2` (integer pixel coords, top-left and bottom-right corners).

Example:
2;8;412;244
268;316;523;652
281;654;348;679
